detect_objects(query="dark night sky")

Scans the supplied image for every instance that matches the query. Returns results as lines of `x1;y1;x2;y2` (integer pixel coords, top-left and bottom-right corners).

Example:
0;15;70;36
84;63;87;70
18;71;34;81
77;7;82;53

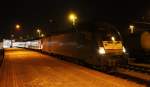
0;0;150;38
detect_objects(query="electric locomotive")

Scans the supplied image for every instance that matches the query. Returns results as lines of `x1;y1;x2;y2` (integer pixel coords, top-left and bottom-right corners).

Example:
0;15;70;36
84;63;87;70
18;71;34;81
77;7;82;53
40;22;128;71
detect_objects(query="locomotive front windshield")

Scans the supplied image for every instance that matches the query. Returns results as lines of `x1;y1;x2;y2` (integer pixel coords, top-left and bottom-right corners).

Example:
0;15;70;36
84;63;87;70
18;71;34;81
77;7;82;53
96;29;125;54
102;31;122;49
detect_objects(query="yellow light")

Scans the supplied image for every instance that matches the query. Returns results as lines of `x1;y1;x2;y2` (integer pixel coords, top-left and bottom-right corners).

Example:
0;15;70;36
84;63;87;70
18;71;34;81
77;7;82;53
123;46;126;53
130;25;134;29
41;34;45;37
111;36;115;41
69;14;77;20
37;29;41;33
16;24;20;29
98;47;106;54
69;13;77;26
129;25;135;34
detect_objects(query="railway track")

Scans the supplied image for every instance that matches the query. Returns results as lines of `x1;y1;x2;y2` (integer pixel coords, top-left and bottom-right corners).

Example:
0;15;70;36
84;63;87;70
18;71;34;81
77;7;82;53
80;62;150;86
119;64;150;75
110;71;150;87
116;64;150;86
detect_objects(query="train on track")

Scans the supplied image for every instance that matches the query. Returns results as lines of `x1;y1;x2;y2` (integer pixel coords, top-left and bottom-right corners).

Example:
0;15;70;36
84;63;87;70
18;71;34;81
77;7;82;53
15;22;128;71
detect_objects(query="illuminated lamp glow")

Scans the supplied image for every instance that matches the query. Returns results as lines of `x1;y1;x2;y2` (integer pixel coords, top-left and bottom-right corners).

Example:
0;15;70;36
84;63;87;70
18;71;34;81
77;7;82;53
98;47;106;54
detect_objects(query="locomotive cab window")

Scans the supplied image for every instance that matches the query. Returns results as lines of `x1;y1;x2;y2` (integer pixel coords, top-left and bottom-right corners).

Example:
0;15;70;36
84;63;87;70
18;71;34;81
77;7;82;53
96;28;125;54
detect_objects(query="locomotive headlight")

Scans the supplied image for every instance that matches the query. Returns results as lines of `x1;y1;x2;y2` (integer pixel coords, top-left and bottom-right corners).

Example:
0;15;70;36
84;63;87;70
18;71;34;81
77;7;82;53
98;47;106;54
111;36;116;41
123;46;126;53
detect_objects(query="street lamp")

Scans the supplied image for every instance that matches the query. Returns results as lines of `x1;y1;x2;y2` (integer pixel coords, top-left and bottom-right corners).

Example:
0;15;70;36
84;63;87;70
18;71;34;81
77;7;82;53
129;25;135;34
69;13;77;26
16;24;21;31
41;34;45;37
36;29;41;37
